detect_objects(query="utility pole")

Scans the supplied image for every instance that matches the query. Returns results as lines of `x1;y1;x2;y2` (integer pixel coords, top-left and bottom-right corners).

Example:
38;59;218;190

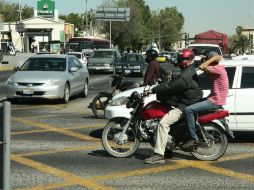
18;0;22;21
85;0;88;36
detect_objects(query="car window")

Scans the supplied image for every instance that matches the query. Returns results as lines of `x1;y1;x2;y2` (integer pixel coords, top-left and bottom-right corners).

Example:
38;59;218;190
241;67;254;88
198;67;236;90
20;58;66;72
69;57;82;69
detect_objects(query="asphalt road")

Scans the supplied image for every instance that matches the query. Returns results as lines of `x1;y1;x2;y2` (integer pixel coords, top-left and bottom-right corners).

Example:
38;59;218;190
1;68;254;190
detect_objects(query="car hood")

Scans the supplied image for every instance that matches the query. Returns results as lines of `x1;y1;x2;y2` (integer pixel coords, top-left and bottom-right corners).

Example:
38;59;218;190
10;71;66;83
89;58;114;64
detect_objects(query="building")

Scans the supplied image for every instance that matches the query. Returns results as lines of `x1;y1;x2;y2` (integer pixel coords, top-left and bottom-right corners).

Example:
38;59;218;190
0;0;74;53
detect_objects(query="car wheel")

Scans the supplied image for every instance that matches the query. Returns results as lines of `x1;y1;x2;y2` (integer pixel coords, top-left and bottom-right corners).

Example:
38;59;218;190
62;83;70;103
80;80;88;97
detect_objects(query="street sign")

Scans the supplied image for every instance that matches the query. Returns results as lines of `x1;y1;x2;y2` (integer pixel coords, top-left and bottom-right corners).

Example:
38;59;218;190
95;7;130;21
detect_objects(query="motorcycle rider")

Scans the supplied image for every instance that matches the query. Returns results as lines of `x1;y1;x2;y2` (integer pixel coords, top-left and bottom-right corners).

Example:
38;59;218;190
144;49;203;164
182;51;228;149
143;49;160;86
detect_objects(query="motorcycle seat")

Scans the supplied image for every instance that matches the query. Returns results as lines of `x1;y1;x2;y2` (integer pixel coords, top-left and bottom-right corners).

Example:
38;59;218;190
198;110;229;124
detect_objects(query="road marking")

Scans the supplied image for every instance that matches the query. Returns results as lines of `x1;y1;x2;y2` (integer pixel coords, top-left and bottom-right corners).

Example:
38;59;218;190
11;123;105;136
12;117;99;141
216;153;254;162
16;143;102;157
11;155;114;190
92;163;187;181
174;159;254;184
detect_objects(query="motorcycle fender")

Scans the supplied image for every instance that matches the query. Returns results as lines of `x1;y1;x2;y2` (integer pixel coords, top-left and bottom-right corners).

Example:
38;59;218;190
210;119;235;138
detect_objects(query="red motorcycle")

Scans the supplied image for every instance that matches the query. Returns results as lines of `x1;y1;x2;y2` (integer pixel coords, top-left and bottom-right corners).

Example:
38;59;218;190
102;88;234;161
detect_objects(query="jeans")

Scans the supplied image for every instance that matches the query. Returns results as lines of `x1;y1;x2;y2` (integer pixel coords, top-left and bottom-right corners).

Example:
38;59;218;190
184;100;221;140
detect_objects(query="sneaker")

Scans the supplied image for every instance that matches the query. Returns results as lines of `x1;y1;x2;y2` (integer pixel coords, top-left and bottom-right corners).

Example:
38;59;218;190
182;139;197;149
144;153;165;164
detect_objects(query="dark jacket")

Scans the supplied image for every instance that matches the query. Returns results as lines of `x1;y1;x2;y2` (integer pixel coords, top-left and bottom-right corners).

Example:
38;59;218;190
152;65;203;111
143;59;160;85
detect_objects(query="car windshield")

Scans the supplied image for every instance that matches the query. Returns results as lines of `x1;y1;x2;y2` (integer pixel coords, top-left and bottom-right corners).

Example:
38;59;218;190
188;46;222;56
120;54;140;62
68;53;81;59
91;51;114;58
19;58;66;72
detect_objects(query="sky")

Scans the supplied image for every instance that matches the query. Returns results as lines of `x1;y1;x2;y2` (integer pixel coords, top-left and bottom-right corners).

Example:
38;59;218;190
9;0;254;37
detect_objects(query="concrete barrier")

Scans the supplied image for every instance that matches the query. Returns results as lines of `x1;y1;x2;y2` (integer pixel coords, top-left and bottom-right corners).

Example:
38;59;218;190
0;53;34;71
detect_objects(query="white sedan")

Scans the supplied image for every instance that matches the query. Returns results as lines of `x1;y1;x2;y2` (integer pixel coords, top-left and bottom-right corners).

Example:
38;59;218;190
105;59;254;131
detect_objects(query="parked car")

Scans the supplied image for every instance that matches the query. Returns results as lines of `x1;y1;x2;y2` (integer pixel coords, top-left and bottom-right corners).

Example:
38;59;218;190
5;54;89;103
87;49;121;73
157;51;171;62
115;53;147;76
104;59;254;131
67;52;87;65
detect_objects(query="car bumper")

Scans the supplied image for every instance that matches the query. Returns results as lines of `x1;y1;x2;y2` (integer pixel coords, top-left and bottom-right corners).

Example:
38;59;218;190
88;66;114;72
5;84;64;99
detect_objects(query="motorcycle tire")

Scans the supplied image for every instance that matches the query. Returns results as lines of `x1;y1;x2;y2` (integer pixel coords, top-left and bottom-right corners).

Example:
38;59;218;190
91;93;112;118
190;122;228;161
101;118;140;158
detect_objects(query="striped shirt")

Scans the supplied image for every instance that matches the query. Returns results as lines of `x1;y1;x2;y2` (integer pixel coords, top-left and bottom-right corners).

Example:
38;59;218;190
207;65;229;105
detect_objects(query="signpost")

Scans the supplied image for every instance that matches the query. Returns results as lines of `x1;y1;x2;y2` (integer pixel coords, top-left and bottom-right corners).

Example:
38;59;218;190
95;7;130;48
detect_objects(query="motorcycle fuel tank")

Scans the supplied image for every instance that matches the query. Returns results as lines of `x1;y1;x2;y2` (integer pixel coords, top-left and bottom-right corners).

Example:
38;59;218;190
140;101;170;120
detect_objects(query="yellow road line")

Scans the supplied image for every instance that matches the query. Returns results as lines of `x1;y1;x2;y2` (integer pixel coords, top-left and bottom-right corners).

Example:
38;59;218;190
14;181;74;190
92;162;187;181
11;155;114;190
12;117;99;141
16;143;102;157
174;160;254;184
11;123;105;136
216;153;254;162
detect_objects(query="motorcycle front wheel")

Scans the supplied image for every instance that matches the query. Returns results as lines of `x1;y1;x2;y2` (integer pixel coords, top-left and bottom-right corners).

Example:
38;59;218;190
191;122;228;161
91;93;112;118
101;118;140;158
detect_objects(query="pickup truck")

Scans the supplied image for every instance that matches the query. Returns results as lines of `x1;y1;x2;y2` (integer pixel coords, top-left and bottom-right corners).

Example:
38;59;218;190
187;43;223;67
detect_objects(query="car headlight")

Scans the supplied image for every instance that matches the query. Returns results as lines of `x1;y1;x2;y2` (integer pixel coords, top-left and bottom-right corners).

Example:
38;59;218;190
6;78;15;86
109;96;127;106
45;79;61;86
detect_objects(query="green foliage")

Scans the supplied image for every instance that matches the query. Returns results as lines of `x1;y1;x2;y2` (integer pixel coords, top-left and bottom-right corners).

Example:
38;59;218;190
0;1;33;22
59;13;84;36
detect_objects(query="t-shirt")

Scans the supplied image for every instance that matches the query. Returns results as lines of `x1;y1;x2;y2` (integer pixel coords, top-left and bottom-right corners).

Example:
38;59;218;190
207;65;229;105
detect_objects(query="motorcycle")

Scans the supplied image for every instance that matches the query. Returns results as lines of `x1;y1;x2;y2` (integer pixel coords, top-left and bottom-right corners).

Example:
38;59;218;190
89;74;141;118
101;88;234;161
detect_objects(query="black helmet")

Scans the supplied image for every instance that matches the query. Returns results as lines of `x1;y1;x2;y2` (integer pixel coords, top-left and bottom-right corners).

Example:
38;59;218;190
146;49;159;61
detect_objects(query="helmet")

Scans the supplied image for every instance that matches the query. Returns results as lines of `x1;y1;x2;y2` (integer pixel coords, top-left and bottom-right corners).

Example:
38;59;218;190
146;49;159;61
177;49;195;69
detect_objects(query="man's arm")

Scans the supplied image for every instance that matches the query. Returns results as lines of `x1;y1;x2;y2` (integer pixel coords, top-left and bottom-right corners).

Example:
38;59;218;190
199;55;223;73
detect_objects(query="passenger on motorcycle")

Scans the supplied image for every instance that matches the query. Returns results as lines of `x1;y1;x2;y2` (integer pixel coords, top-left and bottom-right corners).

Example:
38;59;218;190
183;51;229;149
144;49;203;164
143;49;160;86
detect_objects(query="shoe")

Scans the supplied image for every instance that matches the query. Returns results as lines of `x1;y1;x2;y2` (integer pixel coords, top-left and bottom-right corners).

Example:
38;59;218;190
144;153;165;164
182;139;197;149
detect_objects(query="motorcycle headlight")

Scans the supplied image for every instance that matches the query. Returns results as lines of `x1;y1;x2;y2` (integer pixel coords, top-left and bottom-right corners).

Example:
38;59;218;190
109;96;127;106
45;79;61;86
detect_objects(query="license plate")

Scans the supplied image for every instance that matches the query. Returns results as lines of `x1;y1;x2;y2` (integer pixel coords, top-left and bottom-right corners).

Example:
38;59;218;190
125;70;131;73
23;88;34;95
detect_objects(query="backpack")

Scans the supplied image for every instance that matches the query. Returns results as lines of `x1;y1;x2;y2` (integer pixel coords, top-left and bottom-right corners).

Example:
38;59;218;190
159;65;172;83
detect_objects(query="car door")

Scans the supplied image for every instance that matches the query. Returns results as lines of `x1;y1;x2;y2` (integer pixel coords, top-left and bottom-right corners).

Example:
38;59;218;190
234;66;254;131
67;57;81;95
198;66;237;129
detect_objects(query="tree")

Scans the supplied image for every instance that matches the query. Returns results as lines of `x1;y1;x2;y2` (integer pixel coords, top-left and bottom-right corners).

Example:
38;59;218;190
229;26;250;54
59;13;84;36
0;1;33;22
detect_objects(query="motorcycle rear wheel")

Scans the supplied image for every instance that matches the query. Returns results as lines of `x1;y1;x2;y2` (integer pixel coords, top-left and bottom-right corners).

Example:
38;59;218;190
91;93;112;118
101;118;140;158
191;122;228;161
